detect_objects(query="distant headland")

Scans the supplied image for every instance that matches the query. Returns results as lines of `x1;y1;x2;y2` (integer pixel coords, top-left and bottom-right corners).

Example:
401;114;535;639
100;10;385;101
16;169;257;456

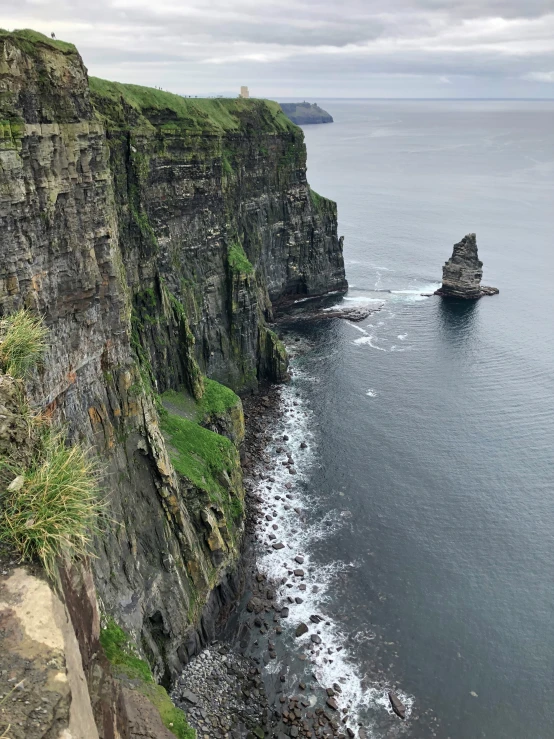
279;101;333;125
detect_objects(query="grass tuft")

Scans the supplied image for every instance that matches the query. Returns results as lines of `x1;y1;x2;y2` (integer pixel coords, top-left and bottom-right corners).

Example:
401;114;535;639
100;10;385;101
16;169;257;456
227;242;253;276
0;430;100;577
0;309;48;378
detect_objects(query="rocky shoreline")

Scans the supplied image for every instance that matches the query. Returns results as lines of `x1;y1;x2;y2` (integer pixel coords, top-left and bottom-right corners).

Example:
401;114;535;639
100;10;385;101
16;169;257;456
171;379;366;738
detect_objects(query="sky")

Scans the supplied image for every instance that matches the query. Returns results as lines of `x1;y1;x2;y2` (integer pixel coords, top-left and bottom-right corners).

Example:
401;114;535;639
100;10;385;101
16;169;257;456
4;0;554;98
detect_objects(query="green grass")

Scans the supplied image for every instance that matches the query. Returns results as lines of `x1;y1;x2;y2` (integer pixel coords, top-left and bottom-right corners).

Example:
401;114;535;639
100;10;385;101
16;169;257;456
150;684;196;739
160;412;236;499
0;29;77;54
0;429;100;577
100;619;152;683
162;380;239;422
198;379;240;416
227;242;253;276
0;309;48;378
89;76;295;134
309;187;325;211
100;619;196;739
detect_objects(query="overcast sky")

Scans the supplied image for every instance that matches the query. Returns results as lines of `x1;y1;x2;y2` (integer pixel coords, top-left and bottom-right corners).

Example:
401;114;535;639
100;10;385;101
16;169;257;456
4;0;554;97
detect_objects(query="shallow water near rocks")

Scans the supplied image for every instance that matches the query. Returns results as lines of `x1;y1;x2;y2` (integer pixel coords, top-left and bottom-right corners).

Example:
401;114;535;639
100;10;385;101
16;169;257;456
226;100;553;739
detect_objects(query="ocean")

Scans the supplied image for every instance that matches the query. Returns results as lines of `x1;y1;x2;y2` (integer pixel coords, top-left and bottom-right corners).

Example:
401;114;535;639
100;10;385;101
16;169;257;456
233;99;554;739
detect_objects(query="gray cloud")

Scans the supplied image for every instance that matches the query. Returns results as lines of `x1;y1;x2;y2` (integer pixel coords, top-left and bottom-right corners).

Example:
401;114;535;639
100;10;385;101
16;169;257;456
4;0;554;97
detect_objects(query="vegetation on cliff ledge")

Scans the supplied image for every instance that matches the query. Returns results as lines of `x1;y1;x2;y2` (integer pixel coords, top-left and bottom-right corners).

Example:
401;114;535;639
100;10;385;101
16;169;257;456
0;429;100;577
227;241;254;276
0;309;48;378
100;619;196;739
161;411;242;517
0;310;101;577
0;28;77;55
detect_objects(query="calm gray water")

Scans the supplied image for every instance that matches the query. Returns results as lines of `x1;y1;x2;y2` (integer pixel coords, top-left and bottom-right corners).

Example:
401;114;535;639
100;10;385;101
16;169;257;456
278;101;554;738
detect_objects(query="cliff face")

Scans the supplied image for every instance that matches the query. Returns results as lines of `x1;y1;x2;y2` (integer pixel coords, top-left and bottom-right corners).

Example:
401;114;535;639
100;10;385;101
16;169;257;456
0;27;346;692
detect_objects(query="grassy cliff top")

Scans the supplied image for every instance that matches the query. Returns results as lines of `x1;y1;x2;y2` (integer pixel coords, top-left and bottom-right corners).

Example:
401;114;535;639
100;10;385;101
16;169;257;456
90;77;297;134
0;28;78;55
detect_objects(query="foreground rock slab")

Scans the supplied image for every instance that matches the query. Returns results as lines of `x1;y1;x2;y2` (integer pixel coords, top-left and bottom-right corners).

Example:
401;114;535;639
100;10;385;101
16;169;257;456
434;233;498;299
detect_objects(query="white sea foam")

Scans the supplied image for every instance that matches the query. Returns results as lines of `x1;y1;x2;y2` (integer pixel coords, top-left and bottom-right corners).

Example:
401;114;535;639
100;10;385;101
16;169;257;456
250;356;414;735
347;323;368;334
397;334;408;340
390;283;440;302
353;335;387;352
366;389;377;397
342;296;383;304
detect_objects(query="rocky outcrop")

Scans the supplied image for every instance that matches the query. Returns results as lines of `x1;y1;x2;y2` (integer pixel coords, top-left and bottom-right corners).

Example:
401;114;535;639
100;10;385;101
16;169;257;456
0;26;347;720
0;565;101;739
279;102;333;125
435;233;498;299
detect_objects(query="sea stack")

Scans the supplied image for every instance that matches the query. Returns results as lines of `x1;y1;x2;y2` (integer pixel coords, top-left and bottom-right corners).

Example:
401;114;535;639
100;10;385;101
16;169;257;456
435;233;498;299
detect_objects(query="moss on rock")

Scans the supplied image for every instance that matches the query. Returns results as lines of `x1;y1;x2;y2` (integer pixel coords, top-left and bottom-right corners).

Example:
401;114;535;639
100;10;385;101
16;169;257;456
100;619;196;739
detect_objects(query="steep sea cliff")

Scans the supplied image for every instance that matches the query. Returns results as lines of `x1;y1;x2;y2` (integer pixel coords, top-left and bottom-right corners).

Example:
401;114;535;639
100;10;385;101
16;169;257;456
0;29;346;738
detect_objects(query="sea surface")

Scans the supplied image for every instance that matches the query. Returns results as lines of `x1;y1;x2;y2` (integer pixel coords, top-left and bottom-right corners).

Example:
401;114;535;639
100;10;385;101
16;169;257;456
239;100;554;739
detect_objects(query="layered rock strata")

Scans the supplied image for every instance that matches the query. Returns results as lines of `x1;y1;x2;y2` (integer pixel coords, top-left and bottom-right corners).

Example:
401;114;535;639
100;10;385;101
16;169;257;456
435;233;498;298
0;25;347;723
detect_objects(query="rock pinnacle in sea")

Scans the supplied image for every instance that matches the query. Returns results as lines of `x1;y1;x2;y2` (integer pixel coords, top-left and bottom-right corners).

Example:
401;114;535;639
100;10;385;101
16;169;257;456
435;233;498;299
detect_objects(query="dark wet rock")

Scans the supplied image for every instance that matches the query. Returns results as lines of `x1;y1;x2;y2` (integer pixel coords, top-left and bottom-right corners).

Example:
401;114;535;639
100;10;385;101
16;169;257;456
388;691;406;720
293;569;305;577
313;305;379;322
311;635;322;645
294;556;305;564
434;233;498;299
326;698;339;711
295;623;309;638
247;597;265;614
272;542;285;550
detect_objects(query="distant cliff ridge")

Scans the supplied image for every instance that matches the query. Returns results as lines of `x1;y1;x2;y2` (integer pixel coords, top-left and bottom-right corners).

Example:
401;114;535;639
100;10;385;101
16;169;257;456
279;101;333;125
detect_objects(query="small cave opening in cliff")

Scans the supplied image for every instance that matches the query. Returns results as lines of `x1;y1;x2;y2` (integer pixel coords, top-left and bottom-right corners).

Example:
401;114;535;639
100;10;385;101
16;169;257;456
145;610;172;689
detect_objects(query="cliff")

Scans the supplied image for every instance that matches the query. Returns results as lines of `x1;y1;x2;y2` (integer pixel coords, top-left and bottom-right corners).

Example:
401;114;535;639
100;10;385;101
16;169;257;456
435;233;498;299
0;29;347;738
279;102;334;125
